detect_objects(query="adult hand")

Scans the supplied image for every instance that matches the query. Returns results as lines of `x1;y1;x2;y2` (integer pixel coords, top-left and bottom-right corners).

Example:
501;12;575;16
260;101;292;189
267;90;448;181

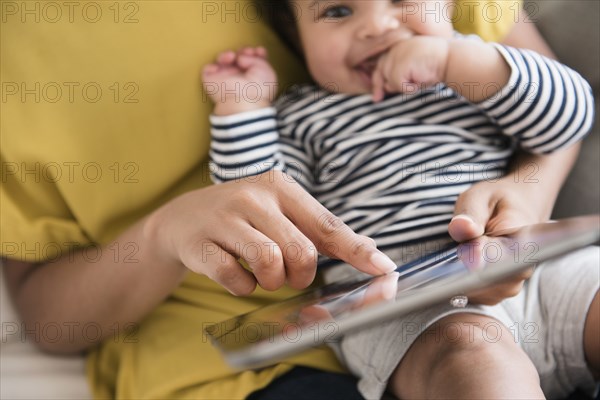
146;170;397;295
448;177;548;305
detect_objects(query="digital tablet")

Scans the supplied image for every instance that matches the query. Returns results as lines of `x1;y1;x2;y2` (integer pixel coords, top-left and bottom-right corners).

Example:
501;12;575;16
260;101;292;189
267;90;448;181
204;215;600;369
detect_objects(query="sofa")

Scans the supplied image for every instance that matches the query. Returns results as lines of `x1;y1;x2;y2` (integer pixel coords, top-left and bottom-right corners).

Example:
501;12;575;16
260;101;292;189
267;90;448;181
1;1;598;399
531;0;600;219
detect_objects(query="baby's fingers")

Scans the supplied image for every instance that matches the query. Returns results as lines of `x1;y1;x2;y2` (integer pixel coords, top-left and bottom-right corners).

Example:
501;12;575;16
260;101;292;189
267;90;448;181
236;47;270;70
237;54;262;70
238;46;268;58
372;68;386;103
202;63;220;76
255;46;268;57
216;50;237;65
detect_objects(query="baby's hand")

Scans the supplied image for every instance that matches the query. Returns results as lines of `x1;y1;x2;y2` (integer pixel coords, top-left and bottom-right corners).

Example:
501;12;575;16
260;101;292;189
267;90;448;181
372;36;450;102
372;37;510;103
202;46;277;115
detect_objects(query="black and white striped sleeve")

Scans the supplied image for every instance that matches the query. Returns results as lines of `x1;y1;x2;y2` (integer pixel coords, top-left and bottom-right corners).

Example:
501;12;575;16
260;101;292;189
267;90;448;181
479;45;594;154
209;107;315;190
209;108;281;184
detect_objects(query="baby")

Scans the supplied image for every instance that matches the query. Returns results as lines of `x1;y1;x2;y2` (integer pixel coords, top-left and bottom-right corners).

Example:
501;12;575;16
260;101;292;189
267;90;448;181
203;1;598;398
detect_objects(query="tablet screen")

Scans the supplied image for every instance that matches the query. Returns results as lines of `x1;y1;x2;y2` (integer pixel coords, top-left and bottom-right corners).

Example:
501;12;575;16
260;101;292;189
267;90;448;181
204;215;599;368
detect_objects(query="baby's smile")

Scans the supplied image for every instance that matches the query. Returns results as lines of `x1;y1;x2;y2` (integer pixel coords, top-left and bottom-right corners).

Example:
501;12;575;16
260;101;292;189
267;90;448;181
348;33;410;93
354;52;383;87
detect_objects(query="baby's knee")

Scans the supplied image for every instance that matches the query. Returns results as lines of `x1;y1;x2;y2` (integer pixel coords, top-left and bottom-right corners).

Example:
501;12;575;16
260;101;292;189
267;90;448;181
419;314;532;372
389;313;539;398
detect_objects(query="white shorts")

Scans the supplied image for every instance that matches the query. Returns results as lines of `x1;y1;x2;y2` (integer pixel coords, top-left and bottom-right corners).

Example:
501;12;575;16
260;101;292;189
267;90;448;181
325;246;600;399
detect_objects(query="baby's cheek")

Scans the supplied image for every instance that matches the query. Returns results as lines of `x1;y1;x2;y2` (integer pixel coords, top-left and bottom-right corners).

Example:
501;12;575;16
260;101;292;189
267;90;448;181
306;51;348;89
307;58;334;85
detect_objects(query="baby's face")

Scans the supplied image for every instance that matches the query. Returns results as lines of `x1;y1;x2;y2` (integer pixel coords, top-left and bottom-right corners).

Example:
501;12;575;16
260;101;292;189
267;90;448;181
293;0;454;94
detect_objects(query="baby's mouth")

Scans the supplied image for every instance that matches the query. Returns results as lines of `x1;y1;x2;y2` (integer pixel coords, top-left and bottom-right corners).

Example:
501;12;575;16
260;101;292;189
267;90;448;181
357;54;379;74
355;54;381;86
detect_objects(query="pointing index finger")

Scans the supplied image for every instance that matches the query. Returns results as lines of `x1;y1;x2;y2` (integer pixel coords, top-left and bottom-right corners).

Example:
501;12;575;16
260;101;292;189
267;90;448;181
277;177;396;275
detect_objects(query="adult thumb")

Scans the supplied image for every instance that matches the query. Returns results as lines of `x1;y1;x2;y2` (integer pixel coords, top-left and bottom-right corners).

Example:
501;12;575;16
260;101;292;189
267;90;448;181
448;189;491;242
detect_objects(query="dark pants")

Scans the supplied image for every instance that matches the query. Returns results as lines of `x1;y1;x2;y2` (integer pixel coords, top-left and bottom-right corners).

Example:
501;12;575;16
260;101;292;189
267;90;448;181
247;366;599;400
247;366;365;400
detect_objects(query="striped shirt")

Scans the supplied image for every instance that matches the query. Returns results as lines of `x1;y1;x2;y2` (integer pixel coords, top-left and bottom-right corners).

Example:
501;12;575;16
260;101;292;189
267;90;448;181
209;44;594;268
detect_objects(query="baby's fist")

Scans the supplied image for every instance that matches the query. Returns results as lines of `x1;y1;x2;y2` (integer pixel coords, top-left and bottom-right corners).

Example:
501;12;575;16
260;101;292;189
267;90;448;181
372;37;450;102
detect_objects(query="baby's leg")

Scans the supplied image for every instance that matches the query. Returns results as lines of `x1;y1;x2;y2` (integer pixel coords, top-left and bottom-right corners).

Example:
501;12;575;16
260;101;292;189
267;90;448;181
584;291;600;378
389;313;544;399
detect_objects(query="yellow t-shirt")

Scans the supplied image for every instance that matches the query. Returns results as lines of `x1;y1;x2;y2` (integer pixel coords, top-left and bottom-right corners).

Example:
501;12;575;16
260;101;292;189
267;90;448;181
0;1;520;398
452;0;522;41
